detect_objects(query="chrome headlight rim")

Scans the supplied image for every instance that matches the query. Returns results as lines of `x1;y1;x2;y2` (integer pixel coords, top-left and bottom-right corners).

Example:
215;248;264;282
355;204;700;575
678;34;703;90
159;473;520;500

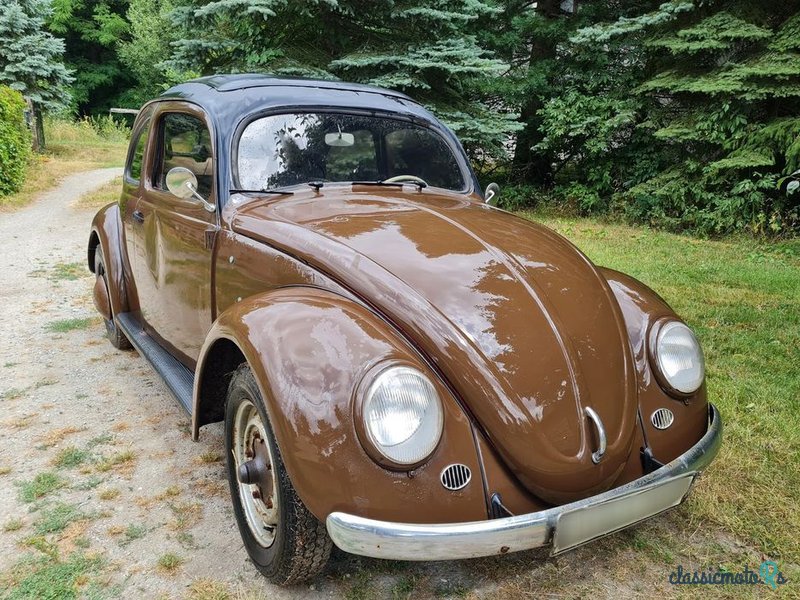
648;318;705;398
354;361;444;471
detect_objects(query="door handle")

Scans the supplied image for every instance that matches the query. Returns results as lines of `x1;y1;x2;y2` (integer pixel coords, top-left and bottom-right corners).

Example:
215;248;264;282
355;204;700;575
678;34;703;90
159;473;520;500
133;210;144;224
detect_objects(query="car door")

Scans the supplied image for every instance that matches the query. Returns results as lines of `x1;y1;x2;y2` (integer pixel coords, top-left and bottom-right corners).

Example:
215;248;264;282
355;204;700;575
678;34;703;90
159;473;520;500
119;105;156;316
131;103;218;367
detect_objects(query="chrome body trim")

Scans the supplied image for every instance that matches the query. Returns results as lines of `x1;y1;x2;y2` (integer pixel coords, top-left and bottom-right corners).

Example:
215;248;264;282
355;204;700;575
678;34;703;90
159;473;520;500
326;404;722;561
440;464;472;491
651;407;675;430
583;406;607;464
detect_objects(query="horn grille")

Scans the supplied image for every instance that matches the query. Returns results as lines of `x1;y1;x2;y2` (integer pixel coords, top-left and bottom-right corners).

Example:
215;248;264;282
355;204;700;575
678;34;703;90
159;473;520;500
651;408;675;430
440;464;471;491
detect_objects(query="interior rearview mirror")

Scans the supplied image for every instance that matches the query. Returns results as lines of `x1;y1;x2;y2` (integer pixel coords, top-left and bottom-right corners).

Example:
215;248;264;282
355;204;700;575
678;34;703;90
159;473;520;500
165;166;215;212
325;132;355;147
484;182;500;205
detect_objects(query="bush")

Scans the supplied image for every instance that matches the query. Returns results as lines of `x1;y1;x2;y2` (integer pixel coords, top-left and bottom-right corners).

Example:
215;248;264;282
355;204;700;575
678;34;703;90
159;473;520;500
0;86;31;196
44;114;130;146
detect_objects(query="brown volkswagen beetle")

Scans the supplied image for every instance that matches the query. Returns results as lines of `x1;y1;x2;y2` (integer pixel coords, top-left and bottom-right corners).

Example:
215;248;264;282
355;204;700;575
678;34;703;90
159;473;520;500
88;74;721;585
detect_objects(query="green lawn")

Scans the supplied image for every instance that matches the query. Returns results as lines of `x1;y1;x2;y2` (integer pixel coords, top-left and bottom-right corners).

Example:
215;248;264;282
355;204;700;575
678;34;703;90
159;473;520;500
524;212;800;568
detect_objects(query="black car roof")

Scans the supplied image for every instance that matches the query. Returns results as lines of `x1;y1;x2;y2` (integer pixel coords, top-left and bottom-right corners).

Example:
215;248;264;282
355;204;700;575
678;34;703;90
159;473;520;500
174;74;415;99
157;74;434;125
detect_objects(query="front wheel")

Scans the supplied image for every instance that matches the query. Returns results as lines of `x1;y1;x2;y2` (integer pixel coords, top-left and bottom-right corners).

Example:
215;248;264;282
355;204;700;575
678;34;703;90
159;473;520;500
224;365;332;585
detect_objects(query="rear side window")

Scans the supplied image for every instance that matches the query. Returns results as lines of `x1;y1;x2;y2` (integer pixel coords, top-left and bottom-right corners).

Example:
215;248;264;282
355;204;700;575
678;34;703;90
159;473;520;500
154;113;214;198
127;119;150;182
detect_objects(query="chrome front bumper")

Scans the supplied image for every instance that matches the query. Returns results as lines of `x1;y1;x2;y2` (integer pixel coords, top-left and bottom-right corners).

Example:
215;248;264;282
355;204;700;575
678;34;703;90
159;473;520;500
326;404;722;560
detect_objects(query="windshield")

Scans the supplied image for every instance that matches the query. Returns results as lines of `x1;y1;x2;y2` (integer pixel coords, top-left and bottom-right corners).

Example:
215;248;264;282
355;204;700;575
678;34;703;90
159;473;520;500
235;113;466;192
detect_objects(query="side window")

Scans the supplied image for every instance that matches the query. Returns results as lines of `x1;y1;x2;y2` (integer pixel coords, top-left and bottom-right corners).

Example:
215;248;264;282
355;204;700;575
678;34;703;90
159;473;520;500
155;113;213;198
127;119;150;182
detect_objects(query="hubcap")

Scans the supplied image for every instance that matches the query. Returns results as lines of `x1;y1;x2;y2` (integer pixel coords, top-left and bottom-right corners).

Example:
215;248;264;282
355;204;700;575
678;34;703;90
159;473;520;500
232;399;278;547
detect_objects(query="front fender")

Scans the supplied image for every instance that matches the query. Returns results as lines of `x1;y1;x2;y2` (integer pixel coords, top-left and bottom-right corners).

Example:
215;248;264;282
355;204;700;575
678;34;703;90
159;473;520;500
600;268;709;463
193;287;488;524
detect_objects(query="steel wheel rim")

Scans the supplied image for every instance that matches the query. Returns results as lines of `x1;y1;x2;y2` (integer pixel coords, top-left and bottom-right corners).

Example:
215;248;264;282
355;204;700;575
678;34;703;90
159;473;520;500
233;399;279;547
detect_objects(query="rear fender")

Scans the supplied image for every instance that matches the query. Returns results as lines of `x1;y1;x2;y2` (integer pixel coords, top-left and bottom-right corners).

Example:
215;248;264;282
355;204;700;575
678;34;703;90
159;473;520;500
88;203;131;316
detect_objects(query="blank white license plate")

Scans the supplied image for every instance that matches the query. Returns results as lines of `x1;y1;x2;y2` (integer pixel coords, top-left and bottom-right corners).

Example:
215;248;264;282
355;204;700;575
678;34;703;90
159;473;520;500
552;472;696;555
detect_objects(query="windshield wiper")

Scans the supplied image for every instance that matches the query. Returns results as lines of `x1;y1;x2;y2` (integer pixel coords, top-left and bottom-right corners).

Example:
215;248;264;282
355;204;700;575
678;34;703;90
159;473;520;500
354;179;428;190
352;180;401;187
230;188;294;196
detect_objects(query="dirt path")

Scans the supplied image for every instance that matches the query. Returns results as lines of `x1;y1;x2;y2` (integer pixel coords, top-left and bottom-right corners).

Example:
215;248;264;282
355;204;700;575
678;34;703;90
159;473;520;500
0;171;769;599
0;170;301;598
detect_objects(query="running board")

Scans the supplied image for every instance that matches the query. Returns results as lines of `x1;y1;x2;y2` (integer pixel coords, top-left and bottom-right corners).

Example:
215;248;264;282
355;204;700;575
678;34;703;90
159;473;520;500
115;313;194;415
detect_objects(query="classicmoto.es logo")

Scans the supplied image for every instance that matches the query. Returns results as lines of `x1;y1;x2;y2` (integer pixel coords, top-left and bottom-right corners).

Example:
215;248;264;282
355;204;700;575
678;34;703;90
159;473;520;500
669;561;789;590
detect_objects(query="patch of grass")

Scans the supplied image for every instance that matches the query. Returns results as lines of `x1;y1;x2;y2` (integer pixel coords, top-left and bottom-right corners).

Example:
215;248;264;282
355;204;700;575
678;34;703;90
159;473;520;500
86;434;113;448
73;477;103;491
1;388;26;401
156;552;184;573
0;117;127;211
33;378;58;389
47;262;84;281
73;176;123;210
3;362;18;368
186;579;231;600
33;503;87;535
167;501;202;531
3;518;24;532
176;531;199;550
196;450;222;464
522;212;800;565
344;570;376;600
45;317;98;333
1;551;104;599
53;446;91;469
120;524;147;545
390;575;418;598
17;472;65;503
98;488;119;501
36;426;84;449
6;414;38;429
95;449;135;473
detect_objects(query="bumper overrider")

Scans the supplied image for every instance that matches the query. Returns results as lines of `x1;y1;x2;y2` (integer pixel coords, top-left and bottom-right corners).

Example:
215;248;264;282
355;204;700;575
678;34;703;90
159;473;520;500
327;404;722;560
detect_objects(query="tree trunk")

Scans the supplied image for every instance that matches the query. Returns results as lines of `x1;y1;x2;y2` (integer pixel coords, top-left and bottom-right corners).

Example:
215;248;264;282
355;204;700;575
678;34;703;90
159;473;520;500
30;102;45;153
27;99;44;152
511;0;564;187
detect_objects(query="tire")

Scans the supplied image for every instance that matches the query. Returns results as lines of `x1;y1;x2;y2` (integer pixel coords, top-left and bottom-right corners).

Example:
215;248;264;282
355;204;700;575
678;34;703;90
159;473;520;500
94;246;132;350
224;364;332;585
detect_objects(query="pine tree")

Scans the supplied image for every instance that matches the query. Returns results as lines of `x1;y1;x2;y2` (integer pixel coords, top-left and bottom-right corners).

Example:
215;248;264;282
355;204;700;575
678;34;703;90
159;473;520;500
167;0;516;159
0;0;73;150
537;0;800;233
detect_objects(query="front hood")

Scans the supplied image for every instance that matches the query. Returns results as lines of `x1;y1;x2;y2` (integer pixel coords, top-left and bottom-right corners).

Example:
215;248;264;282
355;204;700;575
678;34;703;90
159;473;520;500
231;189;638;503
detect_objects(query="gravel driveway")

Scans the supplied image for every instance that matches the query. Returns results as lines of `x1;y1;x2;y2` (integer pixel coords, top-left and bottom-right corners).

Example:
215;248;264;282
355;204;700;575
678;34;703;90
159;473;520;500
0;170;309;598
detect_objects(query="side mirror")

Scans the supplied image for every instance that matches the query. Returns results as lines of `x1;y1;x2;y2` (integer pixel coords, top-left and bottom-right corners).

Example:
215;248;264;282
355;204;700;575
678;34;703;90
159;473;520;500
484;182;500;205
165;166;215;212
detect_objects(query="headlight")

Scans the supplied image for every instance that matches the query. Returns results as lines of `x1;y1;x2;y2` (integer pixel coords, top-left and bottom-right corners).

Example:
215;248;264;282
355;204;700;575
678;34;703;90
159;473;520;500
651;320;705;395
358;364;444;468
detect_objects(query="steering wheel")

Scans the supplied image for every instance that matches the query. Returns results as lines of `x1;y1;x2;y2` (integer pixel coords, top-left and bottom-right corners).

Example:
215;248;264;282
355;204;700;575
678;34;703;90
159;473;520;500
383;175;428;188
